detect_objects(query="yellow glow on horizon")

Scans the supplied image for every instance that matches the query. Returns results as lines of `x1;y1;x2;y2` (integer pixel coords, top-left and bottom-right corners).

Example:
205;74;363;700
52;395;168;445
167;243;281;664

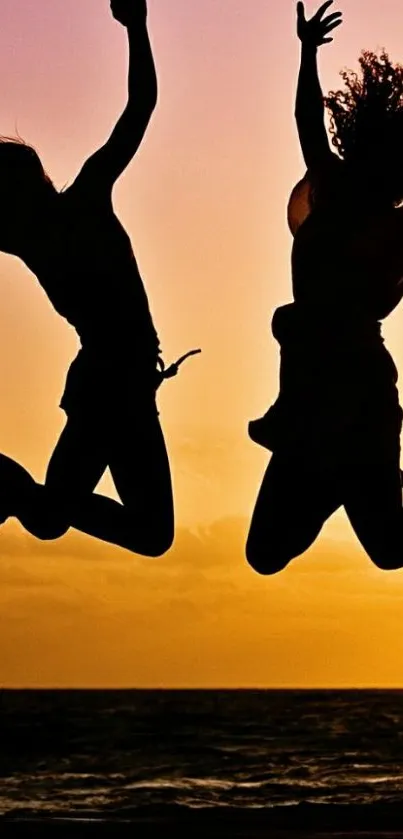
1;0;403;686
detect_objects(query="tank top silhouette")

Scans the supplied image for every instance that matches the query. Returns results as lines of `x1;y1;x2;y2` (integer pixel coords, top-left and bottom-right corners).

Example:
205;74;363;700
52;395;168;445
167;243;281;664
23;172;160;363
250;162;403;461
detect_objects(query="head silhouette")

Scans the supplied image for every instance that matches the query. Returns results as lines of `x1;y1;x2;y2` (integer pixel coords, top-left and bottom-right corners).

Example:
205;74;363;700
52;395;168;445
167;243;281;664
325;51;403;207
0;137;56;251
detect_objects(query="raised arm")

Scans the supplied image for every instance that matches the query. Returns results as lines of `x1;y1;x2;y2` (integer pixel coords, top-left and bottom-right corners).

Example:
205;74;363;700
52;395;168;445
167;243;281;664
77;0;157;191
295;1;342;170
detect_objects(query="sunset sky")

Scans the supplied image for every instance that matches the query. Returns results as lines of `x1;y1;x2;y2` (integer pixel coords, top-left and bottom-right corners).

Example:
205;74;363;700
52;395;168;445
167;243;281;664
1;0;403;687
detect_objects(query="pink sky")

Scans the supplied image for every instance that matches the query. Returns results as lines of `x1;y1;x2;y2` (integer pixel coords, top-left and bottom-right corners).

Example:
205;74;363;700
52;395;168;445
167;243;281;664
1;0;403;685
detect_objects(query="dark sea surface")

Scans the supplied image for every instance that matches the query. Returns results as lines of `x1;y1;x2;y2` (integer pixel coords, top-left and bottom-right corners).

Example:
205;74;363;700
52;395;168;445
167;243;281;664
1;689;403;817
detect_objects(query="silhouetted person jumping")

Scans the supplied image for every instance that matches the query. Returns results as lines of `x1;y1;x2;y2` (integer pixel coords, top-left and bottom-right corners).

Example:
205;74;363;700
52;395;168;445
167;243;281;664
0;0;199;555
247;1;403;574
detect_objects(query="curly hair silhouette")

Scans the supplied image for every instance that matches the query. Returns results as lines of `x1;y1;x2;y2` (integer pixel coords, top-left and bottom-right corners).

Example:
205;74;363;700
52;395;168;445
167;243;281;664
326;50;403;205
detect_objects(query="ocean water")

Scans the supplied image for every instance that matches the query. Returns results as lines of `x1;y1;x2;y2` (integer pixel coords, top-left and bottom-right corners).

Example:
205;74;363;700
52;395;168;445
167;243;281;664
1;689;403;816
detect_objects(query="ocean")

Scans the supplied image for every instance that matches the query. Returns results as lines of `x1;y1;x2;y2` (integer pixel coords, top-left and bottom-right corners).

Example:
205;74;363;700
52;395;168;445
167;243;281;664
1;689;403;818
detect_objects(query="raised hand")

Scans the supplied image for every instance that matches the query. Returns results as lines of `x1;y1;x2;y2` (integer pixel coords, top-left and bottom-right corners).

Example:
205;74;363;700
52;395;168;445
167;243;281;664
110;0;147;27
297;1;342;47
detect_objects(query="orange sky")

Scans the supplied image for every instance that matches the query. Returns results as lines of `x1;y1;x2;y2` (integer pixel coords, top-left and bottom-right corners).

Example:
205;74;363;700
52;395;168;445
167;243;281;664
1;0;403;687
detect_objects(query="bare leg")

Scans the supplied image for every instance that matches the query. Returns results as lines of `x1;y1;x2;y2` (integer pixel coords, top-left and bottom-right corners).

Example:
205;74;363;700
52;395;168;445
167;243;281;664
246;452;342;575
344;461;403;570
63;406;174;556
15;403;174;556
15;415;108;541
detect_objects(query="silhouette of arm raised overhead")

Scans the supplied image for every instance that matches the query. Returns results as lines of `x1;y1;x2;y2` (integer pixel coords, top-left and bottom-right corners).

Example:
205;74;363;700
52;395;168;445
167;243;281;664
295;1;342;170
77;0;157;191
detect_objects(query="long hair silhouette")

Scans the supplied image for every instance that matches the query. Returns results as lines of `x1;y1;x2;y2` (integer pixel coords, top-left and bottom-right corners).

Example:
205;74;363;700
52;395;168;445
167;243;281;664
247;1;403;574
0;0;199;555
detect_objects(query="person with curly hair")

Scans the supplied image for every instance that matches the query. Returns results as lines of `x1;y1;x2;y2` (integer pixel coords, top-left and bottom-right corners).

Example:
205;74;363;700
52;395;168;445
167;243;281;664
0;0;199;554
247;1;403;574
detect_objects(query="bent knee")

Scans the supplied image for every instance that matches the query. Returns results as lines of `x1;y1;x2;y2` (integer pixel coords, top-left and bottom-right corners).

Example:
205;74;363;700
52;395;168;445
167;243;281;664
144;532;174;558
125;523;174;558
368;551;403;572
359;534;403;572
246;523;321;576
245;540;293;576
32;521;70;541
142;514;174;557
245;529;318;575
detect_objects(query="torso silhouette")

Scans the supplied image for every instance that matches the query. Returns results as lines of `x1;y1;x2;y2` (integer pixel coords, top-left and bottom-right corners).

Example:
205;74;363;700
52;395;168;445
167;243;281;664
22;173;160;365
289;164;403;319
262;160;403;460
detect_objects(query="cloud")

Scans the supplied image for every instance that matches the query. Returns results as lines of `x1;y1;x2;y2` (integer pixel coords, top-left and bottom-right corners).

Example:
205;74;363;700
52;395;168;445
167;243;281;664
1;515;403;687
0;563;56;589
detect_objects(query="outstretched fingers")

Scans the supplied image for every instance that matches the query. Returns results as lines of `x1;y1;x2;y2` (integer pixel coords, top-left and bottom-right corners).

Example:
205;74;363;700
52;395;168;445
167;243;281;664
297;1;306;20
313;0;335;21
297;0;343;47
320;17;342;42
323;16;342;34
323;11;343;24
323;13;343;28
